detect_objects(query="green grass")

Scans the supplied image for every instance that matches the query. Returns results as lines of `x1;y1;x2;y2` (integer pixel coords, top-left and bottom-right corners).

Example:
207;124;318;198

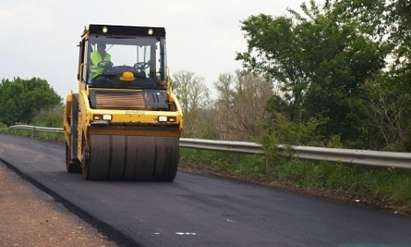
181;148;411;212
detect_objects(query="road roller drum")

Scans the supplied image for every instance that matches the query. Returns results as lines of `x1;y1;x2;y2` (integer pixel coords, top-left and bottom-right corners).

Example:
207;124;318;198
83;134;179;181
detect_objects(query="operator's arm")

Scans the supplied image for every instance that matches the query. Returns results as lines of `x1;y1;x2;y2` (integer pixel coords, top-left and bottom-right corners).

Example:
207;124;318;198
89;51;102;80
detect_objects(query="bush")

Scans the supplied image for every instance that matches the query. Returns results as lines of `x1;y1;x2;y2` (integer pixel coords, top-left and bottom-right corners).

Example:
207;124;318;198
0;77;61;125
31;105;64;127
261;112;329;169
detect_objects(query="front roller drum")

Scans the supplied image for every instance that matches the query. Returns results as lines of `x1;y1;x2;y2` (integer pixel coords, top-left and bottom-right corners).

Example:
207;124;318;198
82;135;179;181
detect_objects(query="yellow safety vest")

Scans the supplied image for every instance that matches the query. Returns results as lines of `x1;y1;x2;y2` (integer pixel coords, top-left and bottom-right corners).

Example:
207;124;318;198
90;51;111;79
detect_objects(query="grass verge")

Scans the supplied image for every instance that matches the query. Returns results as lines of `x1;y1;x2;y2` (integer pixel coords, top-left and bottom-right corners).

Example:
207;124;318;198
180;148;411;214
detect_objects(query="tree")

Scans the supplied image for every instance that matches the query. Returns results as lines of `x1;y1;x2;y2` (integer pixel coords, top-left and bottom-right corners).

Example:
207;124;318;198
172;71;213;138
214;71;273;141
0;77;61;125
236;0;390;147
172;71;209;115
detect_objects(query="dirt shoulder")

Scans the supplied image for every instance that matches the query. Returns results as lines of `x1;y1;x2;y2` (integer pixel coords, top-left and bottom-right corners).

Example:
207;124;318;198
0;162;117;247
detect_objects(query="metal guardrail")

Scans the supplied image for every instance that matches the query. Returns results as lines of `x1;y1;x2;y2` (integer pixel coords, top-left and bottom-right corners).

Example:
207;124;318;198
276;145;411;169
179;138;264;154
8;125;411;169
9;124;63;133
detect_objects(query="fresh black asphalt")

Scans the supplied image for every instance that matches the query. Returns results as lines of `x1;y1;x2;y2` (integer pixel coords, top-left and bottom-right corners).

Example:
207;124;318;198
0;134;411;247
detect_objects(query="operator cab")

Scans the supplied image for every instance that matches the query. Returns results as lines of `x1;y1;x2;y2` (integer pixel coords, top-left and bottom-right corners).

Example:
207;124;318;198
78;25;167;90
77;25;172;111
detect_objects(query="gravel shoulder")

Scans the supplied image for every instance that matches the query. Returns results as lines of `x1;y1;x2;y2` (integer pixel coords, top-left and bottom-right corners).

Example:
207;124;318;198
0;162;117;247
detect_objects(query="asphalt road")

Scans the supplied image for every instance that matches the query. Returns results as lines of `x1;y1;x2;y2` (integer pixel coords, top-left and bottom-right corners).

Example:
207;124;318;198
1;134;411;247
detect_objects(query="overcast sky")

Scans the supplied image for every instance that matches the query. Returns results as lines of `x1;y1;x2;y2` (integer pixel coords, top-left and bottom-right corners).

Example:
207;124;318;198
0;0;307;97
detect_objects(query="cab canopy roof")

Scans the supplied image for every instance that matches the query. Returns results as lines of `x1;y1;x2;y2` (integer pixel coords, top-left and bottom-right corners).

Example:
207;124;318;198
85;24;166;38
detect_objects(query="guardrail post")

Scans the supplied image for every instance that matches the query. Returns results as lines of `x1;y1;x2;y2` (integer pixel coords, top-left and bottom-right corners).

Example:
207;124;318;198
32;126;36;139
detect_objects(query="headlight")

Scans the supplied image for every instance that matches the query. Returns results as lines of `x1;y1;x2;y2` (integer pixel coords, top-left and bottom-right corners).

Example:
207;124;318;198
158;116;167;122
102;114;112;120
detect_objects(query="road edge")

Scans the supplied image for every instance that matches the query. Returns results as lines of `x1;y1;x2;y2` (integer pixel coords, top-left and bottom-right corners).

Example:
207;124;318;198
0;157;143;247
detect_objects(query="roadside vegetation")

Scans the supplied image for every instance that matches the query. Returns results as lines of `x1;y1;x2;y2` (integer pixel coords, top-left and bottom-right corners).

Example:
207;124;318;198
1;0;410;212
180;149;411;213
0;77;63;142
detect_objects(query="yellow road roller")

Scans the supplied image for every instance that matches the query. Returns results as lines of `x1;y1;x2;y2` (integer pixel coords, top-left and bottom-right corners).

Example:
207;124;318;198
64;24;183;181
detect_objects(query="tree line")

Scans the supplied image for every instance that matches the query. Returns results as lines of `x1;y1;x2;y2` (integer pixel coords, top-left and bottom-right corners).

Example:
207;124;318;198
173;0;411;152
